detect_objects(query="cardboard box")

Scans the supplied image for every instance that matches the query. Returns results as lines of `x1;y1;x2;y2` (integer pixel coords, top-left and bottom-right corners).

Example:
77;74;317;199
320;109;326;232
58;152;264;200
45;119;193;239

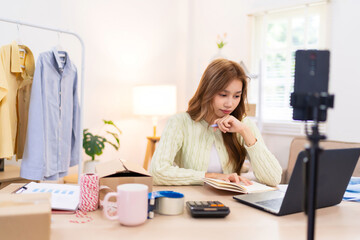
96;159;152;206
246;103;256;117
0;193;51;240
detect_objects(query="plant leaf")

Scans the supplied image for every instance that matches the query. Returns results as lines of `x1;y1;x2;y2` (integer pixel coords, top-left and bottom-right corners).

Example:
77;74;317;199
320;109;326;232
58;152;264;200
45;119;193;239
83;120;122;160
103;119;122;134
83;133;107;160
105;131;120;145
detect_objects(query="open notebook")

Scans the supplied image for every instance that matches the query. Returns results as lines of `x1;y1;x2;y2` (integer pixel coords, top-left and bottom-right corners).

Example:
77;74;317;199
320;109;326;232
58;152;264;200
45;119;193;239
203;178;275;194
16;182;80;211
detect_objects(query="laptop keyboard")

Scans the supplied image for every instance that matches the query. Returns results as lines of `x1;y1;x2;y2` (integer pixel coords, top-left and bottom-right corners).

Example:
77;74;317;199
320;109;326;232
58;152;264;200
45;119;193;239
255;198;283;209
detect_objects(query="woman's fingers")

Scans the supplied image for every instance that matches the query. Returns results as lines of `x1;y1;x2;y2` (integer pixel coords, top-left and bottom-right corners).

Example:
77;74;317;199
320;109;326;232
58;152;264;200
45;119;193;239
215;116;231;133
207;173;253;186
215;121;227;133
224;117;232;128
214;115;238;133
239;176;253;186
227;174;253;186
227;173;240;184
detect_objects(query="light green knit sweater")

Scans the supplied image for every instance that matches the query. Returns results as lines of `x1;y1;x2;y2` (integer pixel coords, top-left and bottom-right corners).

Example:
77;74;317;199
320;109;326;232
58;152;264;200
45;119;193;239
149;112;282;187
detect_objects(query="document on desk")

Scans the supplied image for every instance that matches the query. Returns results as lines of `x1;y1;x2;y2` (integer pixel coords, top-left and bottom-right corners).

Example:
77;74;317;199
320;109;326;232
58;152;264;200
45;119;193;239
16;182;80;211
203;178;276;194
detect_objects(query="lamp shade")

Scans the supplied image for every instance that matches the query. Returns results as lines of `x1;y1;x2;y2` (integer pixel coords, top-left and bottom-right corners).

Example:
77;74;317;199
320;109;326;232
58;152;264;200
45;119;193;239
133;85;177;116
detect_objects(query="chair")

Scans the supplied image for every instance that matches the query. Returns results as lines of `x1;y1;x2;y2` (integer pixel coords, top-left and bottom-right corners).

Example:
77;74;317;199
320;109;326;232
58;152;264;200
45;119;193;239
282;137;360;184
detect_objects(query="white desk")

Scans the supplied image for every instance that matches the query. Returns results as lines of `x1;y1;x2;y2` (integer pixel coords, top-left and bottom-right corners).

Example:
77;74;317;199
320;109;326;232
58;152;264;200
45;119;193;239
1;184;359;240
53;185;360;239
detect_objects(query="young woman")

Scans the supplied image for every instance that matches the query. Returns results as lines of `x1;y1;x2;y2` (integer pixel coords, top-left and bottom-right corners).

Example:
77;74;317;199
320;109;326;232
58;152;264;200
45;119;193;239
149;58;282;187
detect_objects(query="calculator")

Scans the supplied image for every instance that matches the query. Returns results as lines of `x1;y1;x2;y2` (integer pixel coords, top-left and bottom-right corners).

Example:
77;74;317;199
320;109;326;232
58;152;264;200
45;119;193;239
186;201;230;218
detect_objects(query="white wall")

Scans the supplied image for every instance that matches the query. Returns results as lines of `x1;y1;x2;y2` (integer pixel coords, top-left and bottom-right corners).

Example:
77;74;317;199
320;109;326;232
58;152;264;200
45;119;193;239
0;0;78;62
1;0;190;168
241;0;330;168
63;0;191;166
243;0;360;168
188;0;250;99
2;0;360;172
2;0;252;169
327;0;360;142
0;0;80;167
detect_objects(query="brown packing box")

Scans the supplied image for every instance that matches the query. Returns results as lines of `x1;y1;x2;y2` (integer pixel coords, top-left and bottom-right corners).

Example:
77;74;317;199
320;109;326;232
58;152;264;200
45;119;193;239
246;103;256;117
0;193;51;240
96;159;152;206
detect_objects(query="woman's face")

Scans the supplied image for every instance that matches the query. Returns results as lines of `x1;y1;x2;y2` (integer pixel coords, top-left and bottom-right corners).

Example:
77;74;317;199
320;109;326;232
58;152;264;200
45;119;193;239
211;79;243;119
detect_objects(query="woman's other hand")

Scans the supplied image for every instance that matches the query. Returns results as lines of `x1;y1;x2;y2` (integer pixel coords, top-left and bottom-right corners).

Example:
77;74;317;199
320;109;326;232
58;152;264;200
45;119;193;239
205;172;253;186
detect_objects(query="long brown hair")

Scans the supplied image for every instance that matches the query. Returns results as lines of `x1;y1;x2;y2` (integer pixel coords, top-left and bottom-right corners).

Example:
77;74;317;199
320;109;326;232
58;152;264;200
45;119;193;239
187;58;249;174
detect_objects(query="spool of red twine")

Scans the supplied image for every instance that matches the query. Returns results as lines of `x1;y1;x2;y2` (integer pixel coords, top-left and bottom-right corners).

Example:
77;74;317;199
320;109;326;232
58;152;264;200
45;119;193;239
78;173;99;212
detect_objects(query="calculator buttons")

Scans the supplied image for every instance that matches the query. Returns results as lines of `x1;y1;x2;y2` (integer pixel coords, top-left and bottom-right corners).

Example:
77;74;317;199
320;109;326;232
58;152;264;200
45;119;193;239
186;201;230;218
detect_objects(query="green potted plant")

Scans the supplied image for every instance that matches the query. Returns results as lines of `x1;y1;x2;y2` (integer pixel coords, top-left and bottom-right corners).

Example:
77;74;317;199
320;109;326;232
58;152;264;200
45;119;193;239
216;32;228;49
212;32;228;60
82;120;122;173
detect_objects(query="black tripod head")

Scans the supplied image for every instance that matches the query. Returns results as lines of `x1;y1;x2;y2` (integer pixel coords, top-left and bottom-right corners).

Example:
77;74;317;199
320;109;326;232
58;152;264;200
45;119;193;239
290;50;334;122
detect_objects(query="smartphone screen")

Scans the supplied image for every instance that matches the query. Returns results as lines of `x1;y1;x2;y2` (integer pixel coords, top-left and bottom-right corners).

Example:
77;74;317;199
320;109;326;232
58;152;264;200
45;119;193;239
291;50;330;121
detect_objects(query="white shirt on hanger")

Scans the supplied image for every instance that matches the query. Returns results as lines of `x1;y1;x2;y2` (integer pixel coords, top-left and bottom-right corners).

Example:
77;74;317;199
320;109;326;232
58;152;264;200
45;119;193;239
21;48;80;181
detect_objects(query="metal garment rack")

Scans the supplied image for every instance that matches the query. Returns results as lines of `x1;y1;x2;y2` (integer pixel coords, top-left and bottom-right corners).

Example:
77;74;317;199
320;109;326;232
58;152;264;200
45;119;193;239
0;17;85;184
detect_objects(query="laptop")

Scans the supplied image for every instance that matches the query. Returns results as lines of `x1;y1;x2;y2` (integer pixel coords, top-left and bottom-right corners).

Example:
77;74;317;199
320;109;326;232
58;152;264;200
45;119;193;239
233;148;360;216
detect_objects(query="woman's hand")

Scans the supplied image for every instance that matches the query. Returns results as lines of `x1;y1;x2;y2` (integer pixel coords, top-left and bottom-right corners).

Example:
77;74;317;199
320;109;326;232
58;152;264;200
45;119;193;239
213;115;257;147
205;172;253;186
214;115;246;134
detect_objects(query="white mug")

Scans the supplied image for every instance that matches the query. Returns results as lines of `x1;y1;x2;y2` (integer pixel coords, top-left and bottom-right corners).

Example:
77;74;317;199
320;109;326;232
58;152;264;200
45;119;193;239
103;183;148;226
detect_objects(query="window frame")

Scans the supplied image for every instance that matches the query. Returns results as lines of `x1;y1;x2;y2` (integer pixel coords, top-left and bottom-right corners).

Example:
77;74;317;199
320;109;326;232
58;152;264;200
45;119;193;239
249;2;330;135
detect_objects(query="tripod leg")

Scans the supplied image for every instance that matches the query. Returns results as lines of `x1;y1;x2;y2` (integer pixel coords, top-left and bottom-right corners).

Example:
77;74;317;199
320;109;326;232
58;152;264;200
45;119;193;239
302;153;310;214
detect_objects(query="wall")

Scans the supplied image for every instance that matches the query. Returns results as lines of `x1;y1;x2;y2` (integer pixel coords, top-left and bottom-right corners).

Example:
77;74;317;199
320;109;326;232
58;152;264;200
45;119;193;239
188;0;296;169
0;0;75;62
0;0;190;168
62;0;191;166
241;0;333;168
0;0;77;167
2;0;360;173
326;0;360;142
243;0;360;168
2;0;252;169
187;0;250;100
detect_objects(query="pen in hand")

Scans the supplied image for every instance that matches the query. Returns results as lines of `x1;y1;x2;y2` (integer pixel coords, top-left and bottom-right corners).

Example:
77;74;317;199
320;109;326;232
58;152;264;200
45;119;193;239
210;124;218;128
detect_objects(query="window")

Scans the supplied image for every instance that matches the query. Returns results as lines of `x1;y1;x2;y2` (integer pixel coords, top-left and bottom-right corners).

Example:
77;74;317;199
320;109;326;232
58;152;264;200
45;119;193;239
251;3;329;124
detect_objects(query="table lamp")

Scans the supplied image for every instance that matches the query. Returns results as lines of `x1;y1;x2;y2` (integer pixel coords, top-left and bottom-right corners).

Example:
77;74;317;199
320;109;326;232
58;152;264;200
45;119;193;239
133;85;177;169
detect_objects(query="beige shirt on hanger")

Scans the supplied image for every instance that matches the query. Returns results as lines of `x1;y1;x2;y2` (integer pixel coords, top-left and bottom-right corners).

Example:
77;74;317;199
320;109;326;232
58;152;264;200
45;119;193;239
0;41;34;159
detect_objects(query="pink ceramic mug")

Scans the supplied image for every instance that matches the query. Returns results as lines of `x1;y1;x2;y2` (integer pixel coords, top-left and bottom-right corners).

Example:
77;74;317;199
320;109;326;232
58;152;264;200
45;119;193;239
103;183;148;226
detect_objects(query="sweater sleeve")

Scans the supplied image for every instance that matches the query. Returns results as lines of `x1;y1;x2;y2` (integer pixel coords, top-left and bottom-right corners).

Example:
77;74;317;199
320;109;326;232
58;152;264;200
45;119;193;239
240;118;282;186
149;115;206;185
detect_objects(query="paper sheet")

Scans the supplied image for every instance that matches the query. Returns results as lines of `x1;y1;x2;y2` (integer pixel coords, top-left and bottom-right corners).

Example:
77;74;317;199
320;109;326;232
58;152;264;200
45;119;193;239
19;182;80;211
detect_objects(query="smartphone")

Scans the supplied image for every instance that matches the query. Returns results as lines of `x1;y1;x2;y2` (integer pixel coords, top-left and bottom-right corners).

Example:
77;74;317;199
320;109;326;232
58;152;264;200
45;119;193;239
291;50;330;121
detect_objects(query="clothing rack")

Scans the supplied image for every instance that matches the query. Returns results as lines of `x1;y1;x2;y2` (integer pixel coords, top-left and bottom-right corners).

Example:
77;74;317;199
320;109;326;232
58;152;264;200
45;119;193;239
0;17;85;183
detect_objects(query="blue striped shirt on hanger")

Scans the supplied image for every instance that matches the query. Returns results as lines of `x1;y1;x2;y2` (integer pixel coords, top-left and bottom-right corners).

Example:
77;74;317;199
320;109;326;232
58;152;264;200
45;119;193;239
21;48;80;180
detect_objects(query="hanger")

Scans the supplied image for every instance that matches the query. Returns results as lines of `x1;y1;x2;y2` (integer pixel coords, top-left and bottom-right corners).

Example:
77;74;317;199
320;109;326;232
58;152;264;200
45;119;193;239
16;24;26;67
16;24;27;61
16;24;24;46
56;32;66;64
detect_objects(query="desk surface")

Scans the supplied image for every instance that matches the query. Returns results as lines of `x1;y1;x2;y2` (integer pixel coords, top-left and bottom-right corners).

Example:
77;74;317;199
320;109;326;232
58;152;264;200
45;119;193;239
0;165;32;189
0;165;21;181
2;184;360;240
